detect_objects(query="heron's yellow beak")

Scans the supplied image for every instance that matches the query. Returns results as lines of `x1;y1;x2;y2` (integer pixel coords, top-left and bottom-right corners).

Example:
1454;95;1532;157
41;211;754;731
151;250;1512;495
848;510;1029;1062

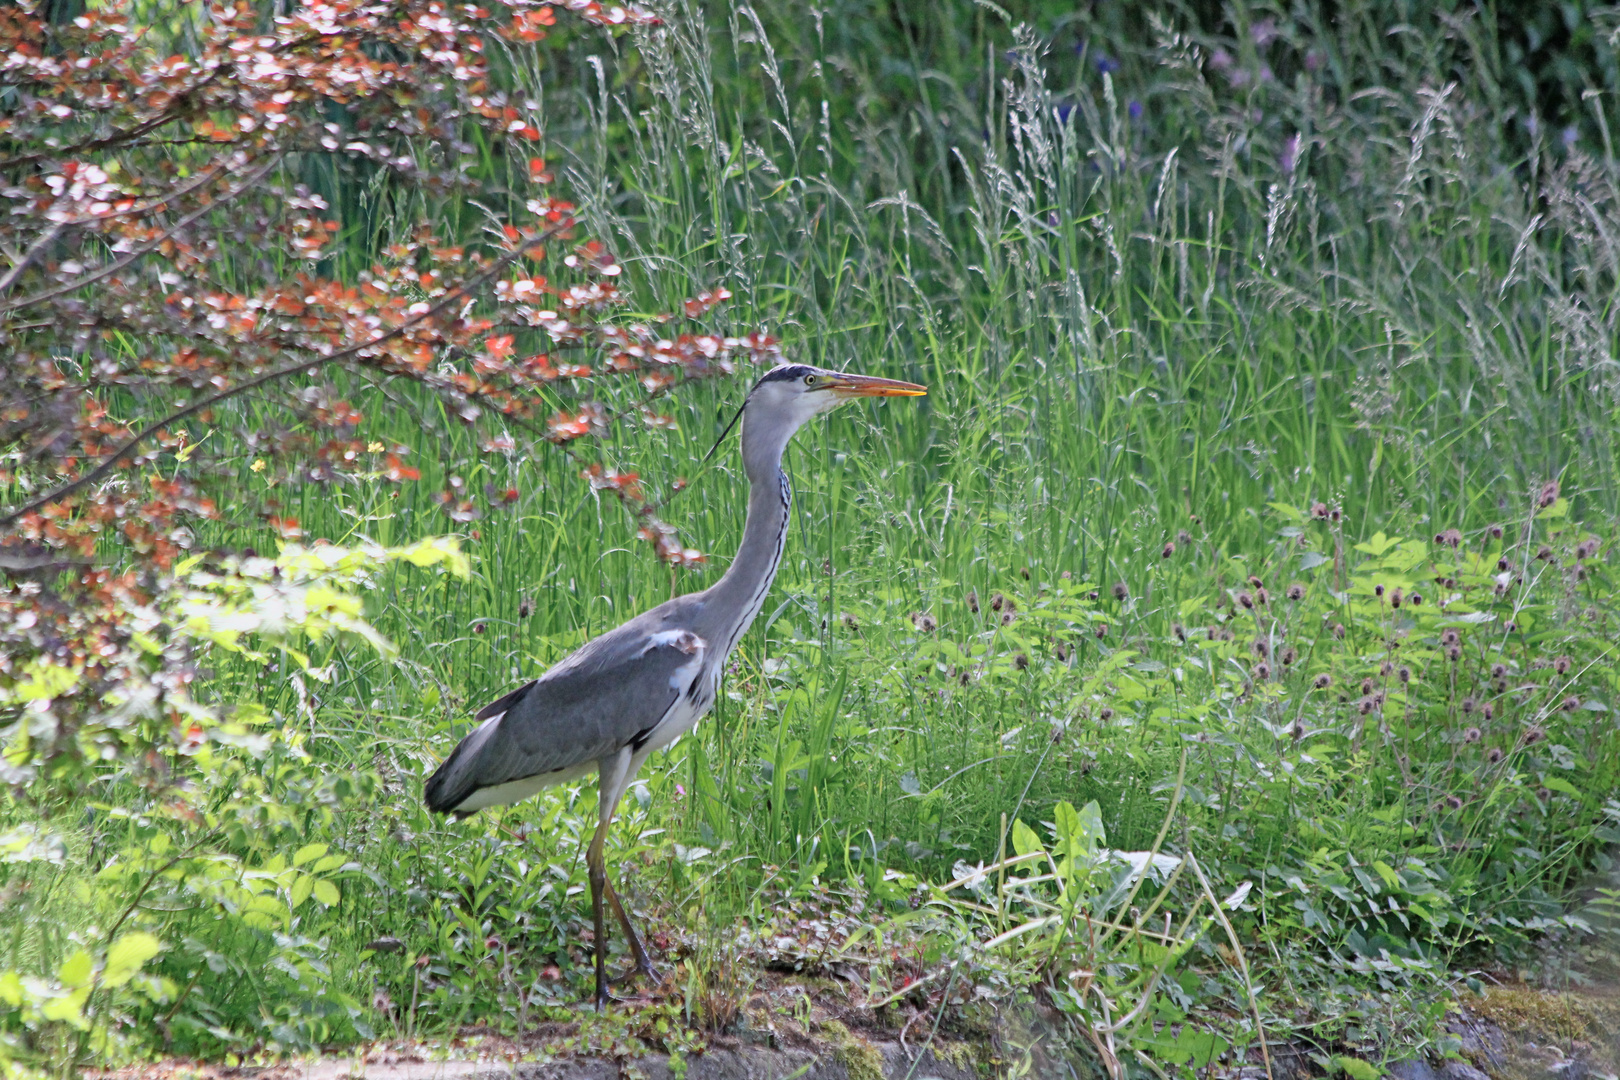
827;373;928;398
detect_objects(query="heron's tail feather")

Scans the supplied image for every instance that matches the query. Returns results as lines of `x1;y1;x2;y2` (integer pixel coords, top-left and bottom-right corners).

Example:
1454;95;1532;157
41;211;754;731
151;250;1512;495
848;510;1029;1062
424;680;539;815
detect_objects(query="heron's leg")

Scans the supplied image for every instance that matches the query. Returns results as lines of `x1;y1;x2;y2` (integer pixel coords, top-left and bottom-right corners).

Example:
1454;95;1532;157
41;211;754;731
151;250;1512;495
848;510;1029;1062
585;811;614;1010
603;877;660;984
587;748;635;1010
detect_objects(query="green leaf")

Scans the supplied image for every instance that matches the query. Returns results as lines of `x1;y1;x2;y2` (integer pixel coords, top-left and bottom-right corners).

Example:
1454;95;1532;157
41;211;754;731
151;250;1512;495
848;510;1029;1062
41;986;91;1029
1335;1056;1382;1080
102;932;161;988
1011;818;1044;859
58;949;93;989
1353;532;1397;556
1543;777;1583;799
1298;551;1331;571
293;842;329;868
312;879;341;907
1538;497;1569;520
290;872;315;910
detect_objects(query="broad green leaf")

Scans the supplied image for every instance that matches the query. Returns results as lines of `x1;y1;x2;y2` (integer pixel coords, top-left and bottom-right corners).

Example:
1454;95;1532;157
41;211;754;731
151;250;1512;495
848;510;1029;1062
293;842;329;868
58;949;93;989
1335;1057;1381;1080
41;986;91;1029
1543;777;1583;798
102;932;161;988
1010;818;1044;859
290;872;315;910
1298;551;1331;571
1538;497;1569;520
312;879;341;907
1352;532;1397;556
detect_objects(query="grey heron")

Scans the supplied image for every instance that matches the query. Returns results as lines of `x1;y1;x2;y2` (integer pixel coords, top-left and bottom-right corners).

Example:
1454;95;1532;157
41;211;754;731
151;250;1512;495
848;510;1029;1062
423;363;927;1007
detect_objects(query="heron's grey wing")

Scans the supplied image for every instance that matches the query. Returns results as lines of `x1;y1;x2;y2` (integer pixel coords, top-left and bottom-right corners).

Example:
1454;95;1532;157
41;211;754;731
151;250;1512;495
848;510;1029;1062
423;619;707;814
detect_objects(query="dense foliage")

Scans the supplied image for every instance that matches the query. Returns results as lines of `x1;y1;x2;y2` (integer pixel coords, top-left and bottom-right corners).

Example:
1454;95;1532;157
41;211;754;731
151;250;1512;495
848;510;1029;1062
4;0;1620;1076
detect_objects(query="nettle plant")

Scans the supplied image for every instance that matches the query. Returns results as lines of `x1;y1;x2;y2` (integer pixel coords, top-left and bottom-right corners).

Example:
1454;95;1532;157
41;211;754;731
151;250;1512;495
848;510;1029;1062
0;0;780;794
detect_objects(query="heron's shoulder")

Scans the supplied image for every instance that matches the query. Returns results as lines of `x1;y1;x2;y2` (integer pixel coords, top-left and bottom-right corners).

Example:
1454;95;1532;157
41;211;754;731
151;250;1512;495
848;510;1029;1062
538;597;711;682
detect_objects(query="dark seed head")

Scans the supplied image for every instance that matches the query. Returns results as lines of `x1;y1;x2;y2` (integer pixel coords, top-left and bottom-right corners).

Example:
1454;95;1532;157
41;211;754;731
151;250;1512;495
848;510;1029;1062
1487;747;1505;764
1310;501;1329;519
1313;673;1332;689
1238;591;1254;609
1489;524;1504;539
1483;703;1494;720
1538;479;1560;508
1463;726;1481;743
1112;581;1129;601
1523;726;1546;744
1461;697;1476;714
967;590;980;613
1536;544;1554;561
990;591;1005;612
518;597;534;618
1445;795;1463;810
1252;638;1269;659
1020;566;1031;580
1561;695;1580;712
1399;666;1411;683
1255;662;1271;680
1255;587;1269;606
474;622;486;634
1374;583;1385;597
1447;645;1462;662
1553;655;1571;675
1248;575;1265;589
1281;646;1297;666
1013;652;1030;670
1332;623;1346;640
1094;622;1107;638
1330;507;1342;522
1286;583;1305;601
1441;629;1459;647
1001;610;1016;627
912;612;937;633
1391;588;1403;608
1410;592;1423;606
1162;542;1175;558
1099;707;1114;722
1177;529;1193;545
1172;623;1186;642
1492;663;1507;678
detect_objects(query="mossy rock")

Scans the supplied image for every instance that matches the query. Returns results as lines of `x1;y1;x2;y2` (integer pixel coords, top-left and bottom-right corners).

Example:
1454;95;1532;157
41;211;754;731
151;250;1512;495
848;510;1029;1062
815;1019;884;1080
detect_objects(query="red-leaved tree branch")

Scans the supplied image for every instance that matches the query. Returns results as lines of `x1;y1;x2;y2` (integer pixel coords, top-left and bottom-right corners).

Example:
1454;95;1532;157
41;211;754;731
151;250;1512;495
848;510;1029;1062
0;0;780;794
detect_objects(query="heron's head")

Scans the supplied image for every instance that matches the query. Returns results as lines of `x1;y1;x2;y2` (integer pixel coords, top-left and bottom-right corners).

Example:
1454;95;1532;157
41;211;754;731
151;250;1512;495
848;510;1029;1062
745;363;927;431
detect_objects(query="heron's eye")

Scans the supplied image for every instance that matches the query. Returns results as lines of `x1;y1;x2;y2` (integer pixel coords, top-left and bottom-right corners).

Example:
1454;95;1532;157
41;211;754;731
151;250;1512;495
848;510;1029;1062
803;374;817;386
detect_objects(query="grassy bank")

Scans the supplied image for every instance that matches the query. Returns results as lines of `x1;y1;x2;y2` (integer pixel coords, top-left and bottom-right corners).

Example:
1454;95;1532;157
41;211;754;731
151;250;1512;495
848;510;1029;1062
6;0;1620;1073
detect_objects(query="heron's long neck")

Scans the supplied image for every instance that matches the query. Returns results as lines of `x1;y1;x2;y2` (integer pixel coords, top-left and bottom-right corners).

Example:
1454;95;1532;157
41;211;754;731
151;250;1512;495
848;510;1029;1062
704;423;794;656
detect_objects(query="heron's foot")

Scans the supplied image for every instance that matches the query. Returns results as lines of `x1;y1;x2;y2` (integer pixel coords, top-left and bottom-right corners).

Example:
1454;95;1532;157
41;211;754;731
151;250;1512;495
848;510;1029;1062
593;982;623;1011
608;958;663;989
